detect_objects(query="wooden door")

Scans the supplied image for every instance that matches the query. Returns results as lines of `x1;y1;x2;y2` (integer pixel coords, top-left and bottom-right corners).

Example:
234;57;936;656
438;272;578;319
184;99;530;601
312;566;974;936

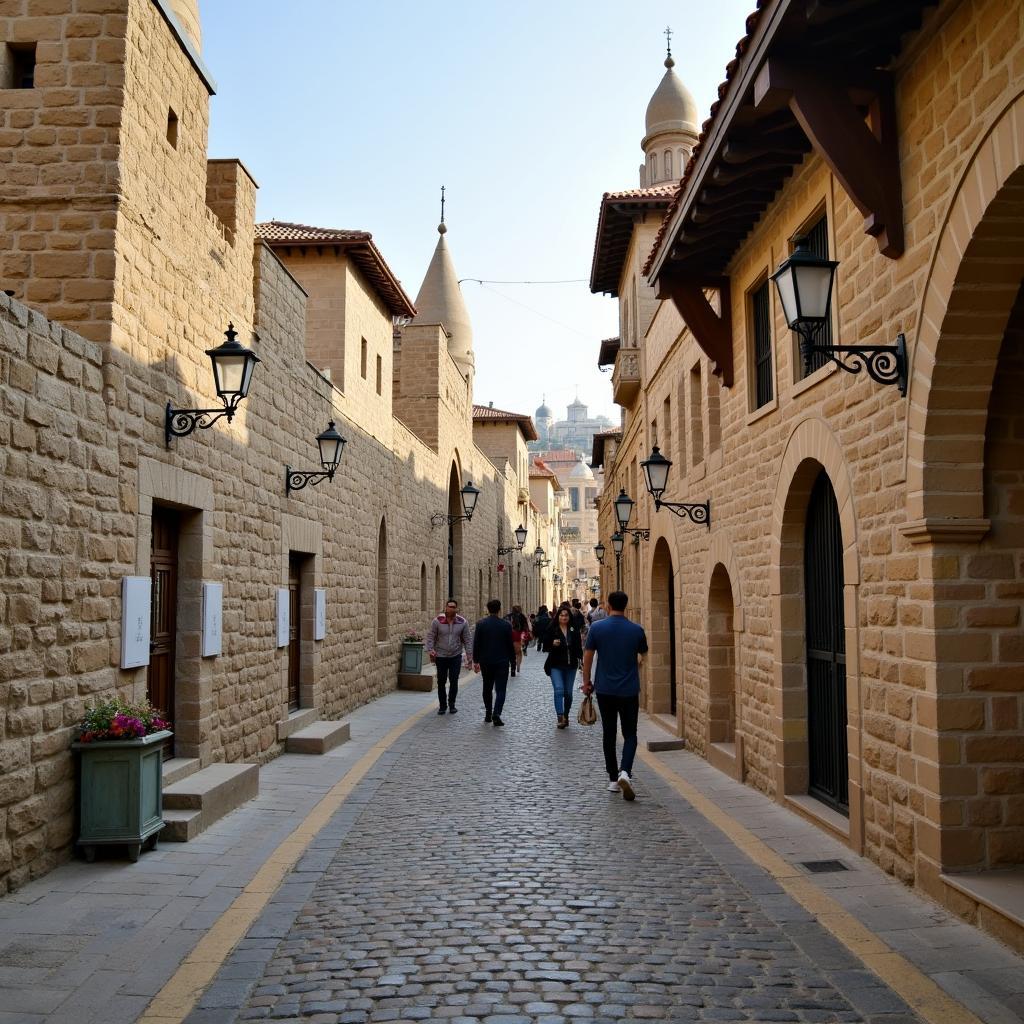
288;554;301;710
148;507;179;751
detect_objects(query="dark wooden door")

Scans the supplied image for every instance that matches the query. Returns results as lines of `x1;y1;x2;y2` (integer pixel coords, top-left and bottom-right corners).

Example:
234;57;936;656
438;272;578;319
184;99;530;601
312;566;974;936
148;507;179;751
804;471;849;814
288;555;301;710
668;568;677;717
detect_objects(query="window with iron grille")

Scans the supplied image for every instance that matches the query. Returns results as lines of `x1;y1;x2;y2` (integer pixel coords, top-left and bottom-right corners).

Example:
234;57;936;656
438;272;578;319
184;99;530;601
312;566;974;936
751;281;773;409
797;214;832;377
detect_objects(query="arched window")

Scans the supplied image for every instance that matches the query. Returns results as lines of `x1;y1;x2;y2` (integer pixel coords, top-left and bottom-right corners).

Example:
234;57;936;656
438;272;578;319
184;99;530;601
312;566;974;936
376;520;389;642
434;565;442;611
420;562;427;613
664;150;672;178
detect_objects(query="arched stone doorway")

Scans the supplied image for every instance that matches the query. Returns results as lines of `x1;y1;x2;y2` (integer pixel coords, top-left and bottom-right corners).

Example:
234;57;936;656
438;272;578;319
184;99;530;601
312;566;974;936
648;538;678;722
446;462;463;602
707;564;740;778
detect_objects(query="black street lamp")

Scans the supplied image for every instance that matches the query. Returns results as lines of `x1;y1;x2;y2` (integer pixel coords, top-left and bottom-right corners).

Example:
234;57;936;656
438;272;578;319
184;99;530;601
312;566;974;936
594;541;605;566
286;420;347;494
498;523;528;556
772;237;907;394
611;531;625;590
639;447;710;528
612;488;650;542
534;544;550;569
165;323;260;446
430;480;481;527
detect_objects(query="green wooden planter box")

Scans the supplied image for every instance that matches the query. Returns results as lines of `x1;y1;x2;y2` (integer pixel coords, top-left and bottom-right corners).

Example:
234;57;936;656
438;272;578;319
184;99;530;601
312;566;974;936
401;642;425;674
72;730;171;863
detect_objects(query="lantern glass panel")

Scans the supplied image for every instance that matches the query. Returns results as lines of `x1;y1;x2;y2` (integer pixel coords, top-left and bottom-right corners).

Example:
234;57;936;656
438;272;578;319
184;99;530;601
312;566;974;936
514;525;528;549
613;489;634;530
641;447;671;500
460;481;480;519
316;422;345;471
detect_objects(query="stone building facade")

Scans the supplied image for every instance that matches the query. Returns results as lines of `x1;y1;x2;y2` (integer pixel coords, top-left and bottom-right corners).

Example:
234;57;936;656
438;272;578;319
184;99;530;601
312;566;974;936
0;0;547;891
592;0;1024;950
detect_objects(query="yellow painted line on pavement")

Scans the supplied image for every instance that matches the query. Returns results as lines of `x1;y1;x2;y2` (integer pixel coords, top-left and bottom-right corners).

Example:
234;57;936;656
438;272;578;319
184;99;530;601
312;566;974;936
639;747;984;1024
138;698;438;1024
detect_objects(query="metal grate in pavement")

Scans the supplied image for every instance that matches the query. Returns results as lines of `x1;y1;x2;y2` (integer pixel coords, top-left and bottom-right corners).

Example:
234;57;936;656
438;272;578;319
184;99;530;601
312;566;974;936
799;858;850;873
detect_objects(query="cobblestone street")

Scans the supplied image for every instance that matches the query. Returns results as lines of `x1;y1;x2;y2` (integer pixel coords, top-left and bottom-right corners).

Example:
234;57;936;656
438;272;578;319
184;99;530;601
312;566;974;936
204;657;926;1024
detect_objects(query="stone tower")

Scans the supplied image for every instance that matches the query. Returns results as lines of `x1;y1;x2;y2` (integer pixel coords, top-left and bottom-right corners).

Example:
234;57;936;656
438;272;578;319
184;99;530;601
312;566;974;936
411;220;475;380
639;43;699;188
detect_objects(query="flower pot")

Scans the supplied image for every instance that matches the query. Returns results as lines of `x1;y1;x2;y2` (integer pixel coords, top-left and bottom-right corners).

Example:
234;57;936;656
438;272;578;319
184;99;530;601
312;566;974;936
401;641;425;674
72;730;171;863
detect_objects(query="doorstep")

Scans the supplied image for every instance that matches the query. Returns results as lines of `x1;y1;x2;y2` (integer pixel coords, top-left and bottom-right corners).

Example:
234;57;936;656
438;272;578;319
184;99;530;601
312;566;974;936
162;762;259;842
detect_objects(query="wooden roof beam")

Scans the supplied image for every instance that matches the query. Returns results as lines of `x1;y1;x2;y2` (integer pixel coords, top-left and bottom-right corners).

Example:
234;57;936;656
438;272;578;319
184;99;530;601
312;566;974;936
656;270;734;387
754;58;904;257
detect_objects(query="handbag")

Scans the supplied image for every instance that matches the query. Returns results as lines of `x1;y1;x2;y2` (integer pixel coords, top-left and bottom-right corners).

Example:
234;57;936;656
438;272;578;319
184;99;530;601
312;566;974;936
577;693;598;726
543;653;552;677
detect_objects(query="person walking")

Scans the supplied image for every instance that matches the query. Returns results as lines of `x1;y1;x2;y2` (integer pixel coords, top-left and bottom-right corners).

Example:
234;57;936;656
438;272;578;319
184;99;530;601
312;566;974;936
533;605;551;651
582;590;648;800
473;599;515;726
542;606;583;729
588;597;607;625
426;598;472;716
507;604;530;675
570;598;587;633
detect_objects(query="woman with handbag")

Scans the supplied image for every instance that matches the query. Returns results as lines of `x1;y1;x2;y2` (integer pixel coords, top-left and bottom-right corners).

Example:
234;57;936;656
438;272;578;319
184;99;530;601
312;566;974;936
506;605;530;676
542;606;583;729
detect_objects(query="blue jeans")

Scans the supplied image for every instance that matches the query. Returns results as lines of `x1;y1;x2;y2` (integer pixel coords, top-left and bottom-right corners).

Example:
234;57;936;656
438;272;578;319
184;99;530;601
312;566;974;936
435;655;461;709
550;665;576;716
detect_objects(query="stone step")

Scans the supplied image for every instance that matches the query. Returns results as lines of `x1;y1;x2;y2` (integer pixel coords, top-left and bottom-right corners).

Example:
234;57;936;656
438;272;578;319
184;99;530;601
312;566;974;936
161;756;201;787
161;762;259;842
276;706;318;742
398;672;434;692
646;738;686;752
285;720;351;755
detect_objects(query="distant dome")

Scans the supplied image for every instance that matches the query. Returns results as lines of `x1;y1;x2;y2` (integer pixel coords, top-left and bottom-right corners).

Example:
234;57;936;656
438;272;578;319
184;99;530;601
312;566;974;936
535;401;552;419
567;456;595;481
644;57;699;141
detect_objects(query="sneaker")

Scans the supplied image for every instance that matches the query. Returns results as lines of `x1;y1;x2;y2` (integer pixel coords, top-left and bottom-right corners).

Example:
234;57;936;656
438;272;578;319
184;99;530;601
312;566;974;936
492;715;504;727
448;706;458;715
437;708;447;715
484;711;492;723
607;780;621;792
617;770;636;801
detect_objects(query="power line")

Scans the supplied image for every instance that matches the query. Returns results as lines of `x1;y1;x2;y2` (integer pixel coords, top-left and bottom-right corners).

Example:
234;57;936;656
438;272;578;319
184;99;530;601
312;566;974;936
459;277;587;285
470;281;591;338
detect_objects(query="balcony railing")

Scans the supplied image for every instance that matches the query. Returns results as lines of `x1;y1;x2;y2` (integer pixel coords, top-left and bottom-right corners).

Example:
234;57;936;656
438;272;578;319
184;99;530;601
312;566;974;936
612;348;640;407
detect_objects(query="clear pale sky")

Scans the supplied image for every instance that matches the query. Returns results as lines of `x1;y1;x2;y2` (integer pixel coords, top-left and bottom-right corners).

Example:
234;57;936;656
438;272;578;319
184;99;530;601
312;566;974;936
202;1;753;425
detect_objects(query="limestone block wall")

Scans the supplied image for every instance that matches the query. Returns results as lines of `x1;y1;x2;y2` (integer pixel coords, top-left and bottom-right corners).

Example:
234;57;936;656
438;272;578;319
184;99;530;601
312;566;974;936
604;0;1024;908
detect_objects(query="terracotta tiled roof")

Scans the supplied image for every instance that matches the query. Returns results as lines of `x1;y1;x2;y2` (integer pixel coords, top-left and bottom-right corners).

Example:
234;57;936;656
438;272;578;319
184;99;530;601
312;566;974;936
529;458;562;491
598;337;620;368
257;221;416;318
591;429;622;470
589;184;678;296
472;404;539;441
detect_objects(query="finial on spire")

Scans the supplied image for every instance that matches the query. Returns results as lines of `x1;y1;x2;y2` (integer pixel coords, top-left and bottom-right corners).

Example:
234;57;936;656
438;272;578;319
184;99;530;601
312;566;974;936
438;185;447;234
664;25;674;68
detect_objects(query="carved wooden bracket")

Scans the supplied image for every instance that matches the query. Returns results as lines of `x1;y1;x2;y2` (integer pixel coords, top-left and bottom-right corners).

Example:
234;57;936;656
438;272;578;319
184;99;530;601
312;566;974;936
754;58;904;258
656;271;733;387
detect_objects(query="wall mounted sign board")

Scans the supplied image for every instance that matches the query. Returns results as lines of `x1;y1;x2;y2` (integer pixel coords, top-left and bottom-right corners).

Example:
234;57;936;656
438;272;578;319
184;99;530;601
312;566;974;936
202;582;223;657
276;587;289;648
121;576;151;669
314;588;326;640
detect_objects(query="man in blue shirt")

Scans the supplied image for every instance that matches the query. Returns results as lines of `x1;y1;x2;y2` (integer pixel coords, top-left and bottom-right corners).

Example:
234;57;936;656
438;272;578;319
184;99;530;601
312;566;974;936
582;590;648;800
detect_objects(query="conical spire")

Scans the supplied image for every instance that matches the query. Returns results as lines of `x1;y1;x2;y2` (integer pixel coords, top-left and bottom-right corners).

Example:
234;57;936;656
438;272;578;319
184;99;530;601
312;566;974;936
412;209;474;379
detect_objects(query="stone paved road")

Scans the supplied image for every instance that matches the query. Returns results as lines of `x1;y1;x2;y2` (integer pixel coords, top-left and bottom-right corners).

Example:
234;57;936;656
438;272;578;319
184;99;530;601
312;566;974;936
202;655;922;1024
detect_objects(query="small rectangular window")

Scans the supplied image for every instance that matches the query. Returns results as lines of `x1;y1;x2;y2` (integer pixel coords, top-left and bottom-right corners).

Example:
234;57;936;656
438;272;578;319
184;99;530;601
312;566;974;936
2;42;36;90
661;397;671;459
360;338;368;379
689;363;704;467
375;354;382;395
751;281;773;409
795;213;832;377
166;107;178;148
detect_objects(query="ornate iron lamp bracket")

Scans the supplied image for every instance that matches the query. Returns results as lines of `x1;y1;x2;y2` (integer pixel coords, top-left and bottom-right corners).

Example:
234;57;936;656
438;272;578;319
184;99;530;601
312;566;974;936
654;499;711;530
430;512;468;528
165;400;240;447
285;465;337;495
799;331;907;395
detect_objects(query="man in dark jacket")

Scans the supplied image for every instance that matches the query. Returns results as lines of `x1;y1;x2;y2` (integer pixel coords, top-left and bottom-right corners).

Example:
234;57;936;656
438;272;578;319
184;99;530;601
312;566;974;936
570;598;587;632
533;606;551;650
472;599;515;727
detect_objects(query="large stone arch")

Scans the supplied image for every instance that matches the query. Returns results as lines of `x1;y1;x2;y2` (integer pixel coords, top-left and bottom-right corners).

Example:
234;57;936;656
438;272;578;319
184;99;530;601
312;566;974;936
769;417;863;850
647;533;680;724
905;90;1024;534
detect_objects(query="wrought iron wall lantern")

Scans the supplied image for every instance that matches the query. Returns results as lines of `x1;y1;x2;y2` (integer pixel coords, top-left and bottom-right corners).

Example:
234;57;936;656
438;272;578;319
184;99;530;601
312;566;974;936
594;541;605;566
612;488;650;542
553;571;562;584
534;544;551;569
771;237;908;395
286;420;347;495
610;531;625;590
639;448;711;529
165;324;260;446
498;524;528;557
430;480;481;528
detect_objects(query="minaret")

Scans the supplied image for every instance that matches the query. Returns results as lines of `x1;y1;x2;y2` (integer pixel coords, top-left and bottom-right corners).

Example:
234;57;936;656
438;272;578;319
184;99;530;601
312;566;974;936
411;188;475;380
640;28;699;187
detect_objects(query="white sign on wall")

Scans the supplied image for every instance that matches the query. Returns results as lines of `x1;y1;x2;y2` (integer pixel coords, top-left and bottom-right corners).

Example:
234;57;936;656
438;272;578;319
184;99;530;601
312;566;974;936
202;582;223;657
121;576;151;669
276;587;289;648
313;588;326;641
